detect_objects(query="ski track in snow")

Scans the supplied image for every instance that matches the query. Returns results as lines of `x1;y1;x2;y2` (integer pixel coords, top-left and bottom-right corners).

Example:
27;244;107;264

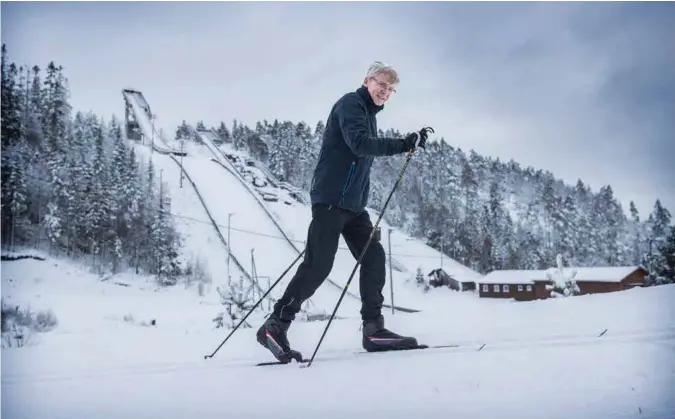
2;137;675;419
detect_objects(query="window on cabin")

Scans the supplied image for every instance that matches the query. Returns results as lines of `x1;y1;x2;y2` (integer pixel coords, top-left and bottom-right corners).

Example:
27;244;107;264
503;284;509;292
518;285;523;292
526;285;532;292
482;284;488;292
493;284;499;292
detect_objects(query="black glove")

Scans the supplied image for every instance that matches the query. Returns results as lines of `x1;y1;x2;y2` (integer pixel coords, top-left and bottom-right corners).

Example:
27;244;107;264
402;127;433;152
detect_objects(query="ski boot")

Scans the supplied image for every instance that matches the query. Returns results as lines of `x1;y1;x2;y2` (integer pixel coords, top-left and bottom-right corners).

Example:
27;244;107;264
256;315;303;363
362;315;419;352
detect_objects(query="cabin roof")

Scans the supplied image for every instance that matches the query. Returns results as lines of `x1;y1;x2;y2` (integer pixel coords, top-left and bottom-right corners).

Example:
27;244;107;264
476;266;646;285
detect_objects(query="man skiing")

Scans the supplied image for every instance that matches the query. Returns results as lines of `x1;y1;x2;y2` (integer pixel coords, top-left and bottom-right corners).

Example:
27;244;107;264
256;61;431;363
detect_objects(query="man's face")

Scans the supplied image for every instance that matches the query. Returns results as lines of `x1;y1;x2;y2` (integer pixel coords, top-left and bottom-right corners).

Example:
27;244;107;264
364;74;397;106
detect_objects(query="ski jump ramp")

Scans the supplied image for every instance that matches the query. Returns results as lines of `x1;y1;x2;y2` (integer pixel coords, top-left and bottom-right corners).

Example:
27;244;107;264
122;89;186;156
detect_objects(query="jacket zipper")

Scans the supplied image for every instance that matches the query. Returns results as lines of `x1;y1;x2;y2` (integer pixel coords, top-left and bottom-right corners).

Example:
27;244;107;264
339;162;356;205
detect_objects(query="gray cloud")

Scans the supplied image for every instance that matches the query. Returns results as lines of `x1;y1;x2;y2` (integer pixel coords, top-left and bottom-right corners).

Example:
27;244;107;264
1;2;672;216
382;2;675;216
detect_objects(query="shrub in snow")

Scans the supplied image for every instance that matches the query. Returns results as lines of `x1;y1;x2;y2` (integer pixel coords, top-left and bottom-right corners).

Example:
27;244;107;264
215;278;255;329
1;300;58;348
212;312;225;329
415;267;430;293
545;254;580;298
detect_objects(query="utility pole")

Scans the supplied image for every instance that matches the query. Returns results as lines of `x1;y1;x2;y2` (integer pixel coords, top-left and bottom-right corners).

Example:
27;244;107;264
388;228;394;315
227;212;234;286
440;238;444;269
179;136;185;188
648;238;653;284
151;113;156;153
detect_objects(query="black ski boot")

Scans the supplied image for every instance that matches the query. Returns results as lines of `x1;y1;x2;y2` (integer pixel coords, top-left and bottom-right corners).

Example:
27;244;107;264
362;315;419;352
256;315;303;363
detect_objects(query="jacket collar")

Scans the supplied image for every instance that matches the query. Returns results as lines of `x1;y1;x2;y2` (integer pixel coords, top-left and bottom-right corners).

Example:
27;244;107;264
357;85;384;115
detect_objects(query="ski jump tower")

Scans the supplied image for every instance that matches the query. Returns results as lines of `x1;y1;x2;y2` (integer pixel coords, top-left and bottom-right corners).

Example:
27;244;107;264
122;88;186;156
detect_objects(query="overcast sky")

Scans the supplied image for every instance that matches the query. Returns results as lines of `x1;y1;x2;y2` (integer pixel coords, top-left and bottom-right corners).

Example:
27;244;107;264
2;2;673;217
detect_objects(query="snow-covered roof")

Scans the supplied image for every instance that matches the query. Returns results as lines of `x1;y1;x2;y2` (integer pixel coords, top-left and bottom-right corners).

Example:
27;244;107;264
542;266;647;283
477;270;546;285
476;266;646;285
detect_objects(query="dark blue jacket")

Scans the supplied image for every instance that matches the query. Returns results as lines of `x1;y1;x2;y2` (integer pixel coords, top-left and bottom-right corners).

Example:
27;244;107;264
309;86;406;213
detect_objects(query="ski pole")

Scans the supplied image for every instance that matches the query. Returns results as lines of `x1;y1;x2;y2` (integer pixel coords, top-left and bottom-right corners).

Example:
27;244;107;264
204;249;305;359
304;127;433;368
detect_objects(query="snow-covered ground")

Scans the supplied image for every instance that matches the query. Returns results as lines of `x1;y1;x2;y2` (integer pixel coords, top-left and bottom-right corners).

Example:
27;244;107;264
2;255;674;419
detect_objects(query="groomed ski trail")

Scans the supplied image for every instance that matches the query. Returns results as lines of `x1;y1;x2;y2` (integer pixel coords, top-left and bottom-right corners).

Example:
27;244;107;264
3;325;674;384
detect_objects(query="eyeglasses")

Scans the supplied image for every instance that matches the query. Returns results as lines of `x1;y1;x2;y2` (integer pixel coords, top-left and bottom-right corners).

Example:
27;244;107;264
370;77;397;94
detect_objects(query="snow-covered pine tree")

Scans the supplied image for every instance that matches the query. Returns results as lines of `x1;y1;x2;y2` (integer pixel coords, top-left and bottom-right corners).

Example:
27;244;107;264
656;225;675;284
2;145;29;250
24;65;43;147
645;200;673;284
216;280;256;329
478;204;494;273
539;173;558;258
214;121;230;144
556;195;579;265
41;61;71;157
545;253;580;298
1;46;28;250
126;146;148;273
265;119;284;179
150;180;181;285
1;45;23;151
0;142;28;248
457;152;481;269
288;121;313;187
571;180;592;265
84;117;116;270
174;120;192;142
487;177;510;270
627;201;647;266
107;118;127;271
232;119;248;150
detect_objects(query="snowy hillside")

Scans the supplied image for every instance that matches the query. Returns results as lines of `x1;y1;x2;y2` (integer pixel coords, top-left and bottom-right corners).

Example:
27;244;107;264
2;255;674;419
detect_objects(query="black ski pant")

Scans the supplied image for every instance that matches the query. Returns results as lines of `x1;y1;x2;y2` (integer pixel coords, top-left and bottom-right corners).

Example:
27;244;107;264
272;204;386;322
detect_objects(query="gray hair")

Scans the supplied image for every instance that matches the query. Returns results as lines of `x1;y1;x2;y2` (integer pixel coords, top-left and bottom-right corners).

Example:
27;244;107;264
366;61;399;84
